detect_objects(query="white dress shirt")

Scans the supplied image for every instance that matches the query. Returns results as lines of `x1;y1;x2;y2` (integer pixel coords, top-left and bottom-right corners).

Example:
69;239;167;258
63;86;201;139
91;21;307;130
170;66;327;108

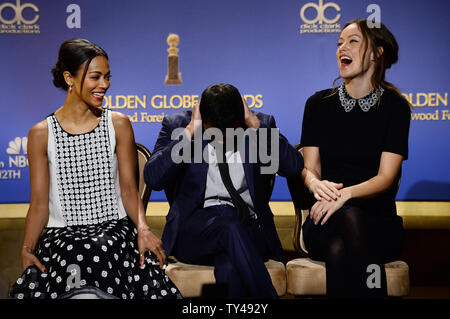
203;143;257;218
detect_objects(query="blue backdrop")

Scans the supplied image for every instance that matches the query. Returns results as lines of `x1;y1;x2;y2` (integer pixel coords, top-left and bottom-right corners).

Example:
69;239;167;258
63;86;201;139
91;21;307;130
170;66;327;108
0;0;449;204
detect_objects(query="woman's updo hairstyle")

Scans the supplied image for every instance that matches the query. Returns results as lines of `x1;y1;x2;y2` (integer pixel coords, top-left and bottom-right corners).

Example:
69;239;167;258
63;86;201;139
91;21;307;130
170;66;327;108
51;38;108;91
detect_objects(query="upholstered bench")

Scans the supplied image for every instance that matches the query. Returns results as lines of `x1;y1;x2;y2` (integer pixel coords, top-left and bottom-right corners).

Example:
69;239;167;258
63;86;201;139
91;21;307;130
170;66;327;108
166;259;286;297
286;258;410;296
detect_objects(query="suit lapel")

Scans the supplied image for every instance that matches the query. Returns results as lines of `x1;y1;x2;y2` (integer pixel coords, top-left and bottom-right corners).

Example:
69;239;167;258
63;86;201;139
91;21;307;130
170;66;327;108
242;135;256;202
195;138;210;202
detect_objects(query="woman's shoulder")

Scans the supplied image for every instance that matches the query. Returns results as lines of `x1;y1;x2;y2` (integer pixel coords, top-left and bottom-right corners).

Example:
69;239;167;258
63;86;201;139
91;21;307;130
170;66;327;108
305;88;335;107
309;88;335;101
28;119;48;150
29;119;48;138
110;110;132;129
382;88;412;116
109;111;135;142
110;110;130;122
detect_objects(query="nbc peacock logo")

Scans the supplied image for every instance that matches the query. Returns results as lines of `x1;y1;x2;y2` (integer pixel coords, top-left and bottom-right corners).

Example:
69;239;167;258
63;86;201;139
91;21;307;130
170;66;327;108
0;136;28;180
6;136;27;155
6;136;28;168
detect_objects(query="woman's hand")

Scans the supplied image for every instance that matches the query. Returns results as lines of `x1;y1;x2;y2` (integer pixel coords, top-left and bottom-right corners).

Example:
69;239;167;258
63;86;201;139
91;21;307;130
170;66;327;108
21;246;47;273
137;227;166;269
310;188;351;225
309;178;343;202
112;112;166;269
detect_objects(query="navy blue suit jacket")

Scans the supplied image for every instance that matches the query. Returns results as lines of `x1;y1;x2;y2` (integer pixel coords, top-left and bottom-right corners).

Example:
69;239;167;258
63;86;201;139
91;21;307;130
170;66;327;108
144;110;304;260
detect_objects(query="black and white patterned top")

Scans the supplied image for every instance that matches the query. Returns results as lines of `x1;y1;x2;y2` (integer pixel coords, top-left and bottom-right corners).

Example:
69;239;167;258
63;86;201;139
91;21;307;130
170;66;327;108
46;109;127;227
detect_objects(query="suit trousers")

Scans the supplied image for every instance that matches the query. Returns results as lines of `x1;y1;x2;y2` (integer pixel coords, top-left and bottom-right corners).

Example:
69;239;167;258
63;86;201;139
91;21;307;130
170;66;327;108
172;204;278;299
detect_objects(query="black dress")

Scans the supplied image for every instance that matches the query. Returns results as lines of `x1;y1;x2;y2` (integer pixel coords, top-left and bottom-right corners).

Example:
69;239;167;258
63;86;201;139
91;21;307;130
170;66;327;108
300;85;411;298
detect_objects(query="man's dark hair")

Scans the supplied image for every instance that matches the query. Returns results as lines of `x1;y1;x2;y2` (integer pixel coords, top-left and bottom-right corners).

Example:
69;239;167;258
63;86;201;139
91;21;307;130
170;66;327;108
199;83;245;131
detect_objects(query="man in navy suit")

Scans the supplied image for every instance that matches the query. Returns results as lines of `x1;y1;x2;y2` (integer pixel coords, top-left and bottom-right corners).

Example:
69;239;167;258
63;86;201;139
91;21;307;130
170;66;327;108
144;83;303;298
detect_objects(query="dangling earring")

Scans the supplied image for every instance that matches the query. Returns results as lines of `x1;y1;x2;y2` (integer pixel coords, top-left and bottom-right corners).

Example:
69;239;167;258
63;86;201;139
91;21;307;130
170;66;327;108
69;84;73;92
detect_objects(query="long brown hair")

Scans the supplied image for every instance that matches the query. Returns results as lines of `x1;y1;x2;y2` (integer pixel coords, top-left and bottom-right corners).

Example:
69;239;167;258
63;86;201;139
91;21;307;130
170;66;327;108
331;19;408;103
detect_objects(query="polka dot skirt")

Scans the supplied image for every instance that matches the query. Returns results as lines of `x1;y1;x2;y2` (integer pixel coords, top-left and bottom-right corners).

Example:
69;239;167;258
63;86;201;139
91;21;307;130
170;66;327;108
9;217;182;299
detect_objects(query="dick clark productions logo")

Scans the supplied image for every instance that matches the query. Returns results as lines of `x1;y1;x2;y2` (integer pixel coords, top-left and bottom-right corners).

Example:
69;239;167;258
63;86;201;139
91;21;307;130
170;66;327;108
299;0;341;34
0;0;40;34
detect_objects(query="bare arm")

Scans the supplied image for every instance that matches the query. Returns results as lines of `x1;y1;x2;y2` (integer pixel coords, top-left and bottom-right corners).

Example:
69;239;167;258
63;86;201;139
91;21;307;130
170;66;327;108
302;146;343;201
302;146;321;187
21;121;50;272
112;112;166;268
345;151;403;199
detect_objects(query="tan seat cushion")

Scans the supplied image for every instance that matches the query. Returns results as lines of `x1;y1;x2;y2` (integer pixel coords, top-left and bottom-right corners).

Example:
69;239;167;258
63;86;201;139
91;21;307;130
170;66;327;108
166;259;286;297
286;258;410;297
286;258;327;295
0;273;9;299
166;262;216;297
385;260;411;297
265;259;286;296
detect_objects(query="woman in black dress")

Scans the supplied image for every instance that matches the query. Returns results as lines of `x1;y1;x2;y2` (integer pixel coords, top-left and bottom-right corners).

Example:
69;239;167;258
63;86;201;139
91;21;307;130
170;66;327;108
300;19;411;298
9;39;182;299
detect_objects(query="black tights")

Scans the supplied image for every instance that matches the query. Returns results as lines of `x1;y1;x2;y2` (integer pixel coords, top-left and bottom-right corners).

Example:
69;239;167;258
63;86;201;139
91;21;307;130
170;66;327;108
303;204;403;298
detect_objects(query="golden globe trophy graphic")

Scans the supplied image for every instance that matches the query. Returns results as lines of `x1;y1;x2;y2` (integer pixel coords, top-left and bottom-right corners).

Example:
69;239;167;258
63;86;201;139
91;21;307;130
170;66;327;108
165;33;182;85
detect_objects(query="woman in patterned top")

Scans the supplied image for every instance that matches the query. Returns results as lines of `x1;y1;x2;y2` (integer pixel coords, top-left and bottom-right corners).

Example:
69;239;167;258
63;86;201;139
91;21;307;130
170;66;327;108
9;39;182;299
